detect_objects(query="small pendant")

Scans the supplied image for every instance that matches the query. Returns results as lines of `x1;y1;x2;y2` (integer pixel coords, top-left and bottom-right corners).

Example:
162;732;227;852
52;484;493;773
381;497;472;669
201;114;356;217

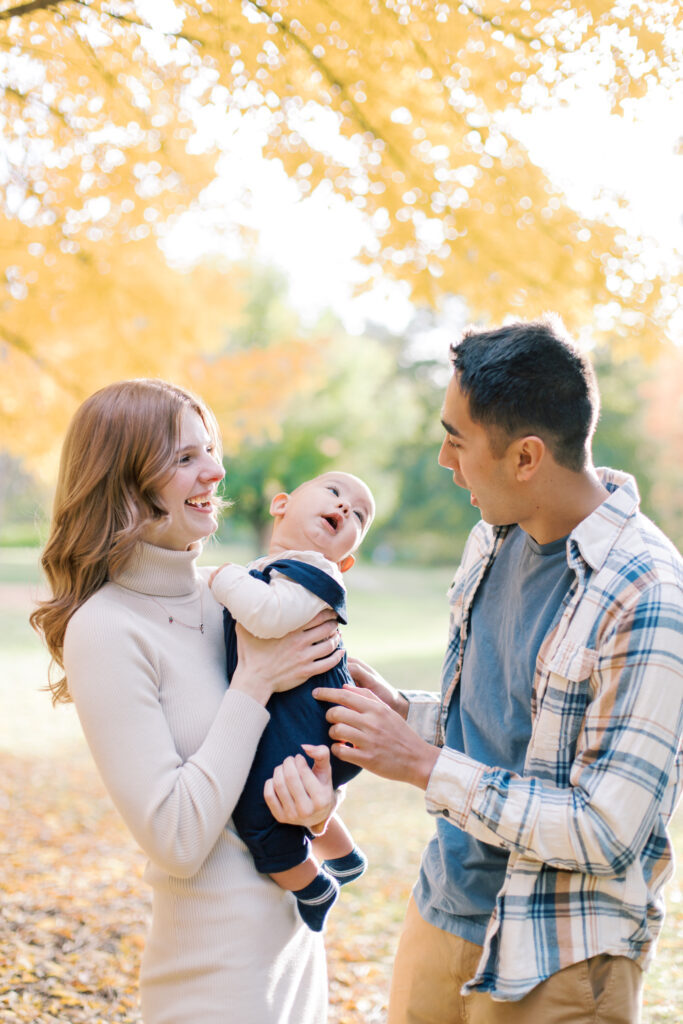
200;624;204;634
168;616;174;624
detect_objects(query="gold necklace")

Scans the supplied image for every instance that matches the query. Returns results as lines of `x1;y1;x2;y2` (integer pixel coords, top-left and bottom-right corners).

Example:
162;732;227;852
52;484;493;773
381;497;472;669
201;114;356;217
146;587;205;633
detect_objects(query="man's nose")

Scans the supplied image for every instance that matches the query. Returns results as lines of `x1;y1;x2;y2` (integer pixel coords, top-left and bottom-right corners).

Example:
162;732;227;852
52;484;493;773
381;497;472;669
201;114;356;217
438;438;454;469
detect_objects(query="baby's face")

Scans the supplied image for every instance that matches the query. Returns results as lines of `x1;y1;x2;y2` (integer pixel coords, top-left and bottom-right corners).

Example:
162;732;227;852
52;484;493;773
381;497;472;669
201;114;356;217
276;473;374;566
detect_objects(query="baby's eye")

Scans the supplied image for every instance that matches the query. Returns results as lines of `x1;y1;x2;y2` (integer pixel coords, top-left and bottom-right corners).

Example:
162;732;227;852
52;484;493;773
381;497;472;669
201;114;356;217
354;510;365;524
327;486;340;496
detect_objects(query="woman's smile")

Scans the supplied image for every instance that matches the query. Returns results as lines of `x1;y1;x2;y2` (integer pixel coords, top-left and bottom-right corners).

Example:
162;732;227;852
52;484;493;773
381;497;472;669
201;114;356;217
146;409;225;550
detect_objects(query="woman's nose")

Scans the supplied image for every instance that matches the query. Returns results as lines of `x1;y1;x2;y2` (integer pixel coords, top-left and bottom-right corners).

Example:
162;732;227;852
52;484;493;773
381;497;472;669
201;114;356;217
203;456;225;481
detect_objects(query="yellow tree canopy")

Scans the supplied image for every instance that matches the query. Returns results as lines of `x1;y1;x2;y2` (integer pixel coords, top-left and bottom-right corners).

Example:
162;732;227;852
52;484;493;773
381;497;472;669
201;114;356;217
0;214;323;476
1;0;681;445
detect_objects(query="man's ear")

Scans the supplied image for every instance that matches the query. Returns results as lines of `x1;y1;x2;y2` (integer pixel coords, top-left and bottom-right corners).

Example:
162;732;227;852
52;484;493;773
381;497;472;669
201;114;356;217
511;436;546;482
338;554;355;573
269;492;290;518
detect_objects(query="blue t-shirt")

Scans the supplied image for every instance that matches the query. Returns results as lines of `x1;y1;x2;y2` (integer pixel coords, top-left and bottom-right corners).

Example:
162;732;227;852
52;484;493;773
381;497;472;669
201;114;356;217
414;525;575;944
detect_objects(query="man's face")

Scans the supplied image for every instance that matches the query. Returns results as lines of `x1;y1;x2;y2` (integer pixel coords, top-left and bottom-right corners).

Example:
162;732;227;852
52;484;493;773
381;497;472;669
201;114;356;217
438;375;518;527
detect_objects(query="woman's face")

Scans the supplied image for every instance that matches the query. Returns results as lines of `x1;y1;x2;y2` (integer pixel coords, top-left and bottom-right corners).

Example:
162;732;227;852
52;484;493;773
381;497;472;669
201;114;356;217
144;407;225;551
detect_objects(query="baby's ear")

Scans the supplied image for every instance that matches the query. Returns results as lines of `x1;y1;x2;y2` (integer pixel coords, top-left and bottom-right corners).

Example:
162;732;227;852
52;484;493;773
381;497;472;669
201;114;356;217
338;554;355;573
269;492;289;518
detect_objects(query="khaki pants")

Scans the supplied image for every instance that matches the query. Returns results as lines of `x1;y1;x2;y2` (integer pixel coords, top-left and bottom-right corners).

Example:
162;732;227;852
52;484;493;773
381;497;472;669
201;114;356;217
388;895;643;1024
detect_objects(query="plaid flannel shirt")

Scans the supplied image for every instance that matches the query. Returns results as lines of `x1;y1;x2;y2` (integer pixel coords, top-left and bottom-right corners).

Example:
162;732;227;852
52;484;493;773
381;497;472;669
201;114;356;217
405;469;683;1001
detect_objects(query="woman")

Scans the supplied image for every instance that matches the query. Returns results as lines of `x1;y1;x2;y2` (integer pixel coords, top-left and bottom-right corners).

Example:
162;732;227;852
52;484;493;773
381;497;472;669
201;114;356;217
31;379;340;1024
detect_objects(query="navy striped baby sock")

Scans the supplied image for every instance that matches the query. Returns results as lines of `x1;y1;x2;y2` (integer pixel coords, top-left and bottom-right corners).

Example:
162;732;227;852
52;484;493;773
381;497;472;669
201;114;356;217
324;846;367;886
294;870;340;932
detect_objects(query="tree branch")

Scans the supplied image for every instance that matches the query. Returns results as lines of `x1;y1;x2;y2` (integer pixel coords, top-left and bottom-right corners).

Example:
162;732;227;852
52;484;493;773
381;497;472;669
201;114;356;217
0;325;84;399
4;84;68;125
0;0;68;21
245;0;410;174
1;0;206;47
457;0;571;53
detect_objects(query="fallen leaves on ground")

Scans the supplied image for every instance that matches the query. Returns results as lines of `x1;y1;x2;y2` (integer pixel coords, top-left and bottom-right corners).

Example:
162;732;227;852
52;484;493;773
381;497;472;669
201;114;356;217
0;750;414;1023
2;750;682;1023
0;752;147;1023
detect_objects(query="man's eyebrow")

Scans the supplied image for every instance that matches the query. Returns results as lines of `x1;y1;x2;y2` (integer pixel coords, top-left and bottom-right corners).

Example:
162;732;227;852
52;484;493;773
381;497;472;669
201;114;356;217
440;418;462;437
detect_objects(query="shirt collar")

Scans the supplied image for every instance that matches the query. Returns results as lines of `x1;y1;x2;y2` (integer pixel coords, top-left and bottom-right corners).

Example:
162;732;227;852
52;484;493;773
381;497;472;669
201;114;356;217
568;468;640;573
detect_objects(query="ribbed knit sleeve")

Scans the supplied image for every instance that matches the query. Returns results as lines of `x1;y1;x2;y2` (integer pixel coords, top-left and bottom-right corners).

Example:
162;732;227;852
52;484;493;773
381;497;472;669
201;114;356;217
64;592;270;878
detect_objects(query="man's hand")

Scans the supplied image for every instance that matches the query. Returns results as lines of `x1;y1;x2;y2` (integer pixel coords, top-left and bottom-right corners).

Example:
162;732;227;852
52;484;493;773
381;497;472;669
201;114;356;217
314;685;439;789
347;656;409;719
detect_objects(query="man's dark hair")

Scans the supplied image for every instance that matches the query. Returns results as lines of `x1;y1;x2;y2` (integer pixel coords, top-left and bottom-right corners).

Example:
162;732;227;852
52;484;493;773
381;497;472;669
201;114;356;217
450;314;599;472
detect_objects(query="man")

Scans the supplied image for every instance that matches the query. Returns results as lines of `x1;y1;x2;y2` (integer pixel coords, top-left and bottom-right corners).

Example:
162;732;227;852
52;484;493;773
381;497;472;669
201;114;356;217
315;316;683;1024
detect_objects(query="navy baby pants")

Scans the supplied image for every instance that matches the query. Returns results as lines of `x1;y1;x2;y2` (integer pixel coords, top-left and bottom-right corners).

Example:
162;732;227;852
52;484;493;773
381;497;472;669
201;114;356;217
224;558;362;874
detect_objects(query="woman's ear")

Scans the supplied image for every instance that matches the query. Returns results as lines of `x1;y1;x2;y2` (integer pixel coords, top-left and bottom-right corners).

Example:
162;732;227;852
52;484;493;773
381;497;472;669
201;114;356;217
269;492;290;518
338;554;355;573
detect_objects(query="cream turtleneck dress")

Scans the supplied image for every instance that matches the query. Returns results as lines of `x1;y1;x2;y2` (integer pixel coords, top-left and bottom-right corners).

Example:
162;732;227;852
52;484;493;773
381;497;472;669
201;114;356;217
63;542;327;1024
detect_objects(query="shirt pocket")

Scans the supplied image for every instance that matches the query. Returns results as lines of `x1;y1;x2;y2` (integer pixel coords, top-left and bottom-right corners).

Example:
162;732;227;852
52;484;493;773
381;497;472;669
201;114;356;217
529;642;599;774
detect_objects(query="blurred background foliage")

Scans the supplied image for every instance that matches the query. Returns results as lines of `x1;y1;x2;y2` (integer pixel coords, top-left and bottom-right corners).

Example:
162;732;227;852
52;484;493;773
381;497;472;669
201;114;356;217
1;0;682;558
1;256;680;559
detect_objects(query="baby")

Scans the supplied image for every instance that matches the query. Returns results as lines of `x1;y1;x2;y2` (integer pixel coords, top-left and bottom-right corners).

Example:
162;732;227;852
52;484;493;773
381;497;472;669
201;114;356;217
210;471;375;931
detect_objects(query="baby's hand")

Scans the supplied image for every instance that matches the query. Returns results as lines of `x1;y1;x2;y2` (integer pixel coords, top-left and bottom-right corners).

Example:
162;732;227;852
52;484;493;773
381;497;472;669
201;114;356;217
208;563;231;588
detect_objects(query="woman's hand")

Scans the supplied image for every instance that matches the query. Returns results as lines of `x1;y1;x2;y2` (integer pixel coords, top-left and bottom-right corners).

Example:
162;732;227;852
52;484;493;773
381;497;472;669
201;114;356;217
229;611;343;705
348;656;409;719
264;745;337;833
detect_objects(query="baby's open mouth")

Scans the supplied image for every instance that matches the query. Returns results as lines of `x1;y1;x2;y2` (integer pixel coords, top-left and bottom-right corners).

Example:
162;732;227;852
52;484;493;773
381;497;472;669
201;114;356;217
322;513;341;532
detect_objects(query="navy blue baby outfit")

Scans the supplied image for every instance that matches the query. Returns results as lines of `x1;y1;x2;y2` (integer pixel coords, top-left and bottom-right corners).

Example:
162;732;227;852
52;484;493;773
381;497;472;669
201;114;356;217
223;558;362;874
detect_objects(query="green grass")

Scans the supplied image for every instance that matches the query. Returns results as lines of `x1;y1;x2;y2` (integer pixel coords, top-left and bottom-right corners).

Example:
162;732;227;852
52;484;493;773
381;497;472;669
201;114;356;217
2;549;681;1020
343;563;452;690
0;546;44;584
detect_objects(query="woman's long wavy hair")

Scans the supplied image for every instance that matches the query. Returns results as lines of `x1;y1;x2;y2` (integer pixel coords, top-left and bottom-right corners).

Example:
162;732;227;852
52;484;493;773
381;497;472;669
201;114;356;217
30;379;222;705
